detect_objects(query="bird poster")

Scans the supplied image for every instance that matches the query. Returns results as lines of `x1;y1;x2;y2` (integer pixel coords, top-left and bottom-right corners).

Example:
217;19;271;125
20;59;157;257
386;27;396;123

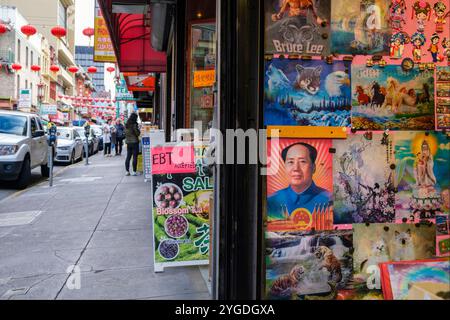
330;0;391;55
351;65;435;130
394;131;450;223
332;132;395;224
264;0;331;55
264;59;352;127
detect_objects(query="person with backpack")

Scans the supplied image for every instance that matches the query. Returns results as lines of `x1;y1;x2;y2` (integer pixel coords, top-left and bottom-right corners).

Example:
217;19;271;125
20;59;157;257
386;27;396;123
125;113;140;176
114;119;125;156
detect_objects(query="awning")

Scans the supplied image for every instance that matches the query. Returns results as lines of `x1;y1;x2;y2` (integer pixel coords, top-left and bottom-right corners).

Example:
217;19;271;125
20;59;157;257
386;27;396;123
97;0;167;73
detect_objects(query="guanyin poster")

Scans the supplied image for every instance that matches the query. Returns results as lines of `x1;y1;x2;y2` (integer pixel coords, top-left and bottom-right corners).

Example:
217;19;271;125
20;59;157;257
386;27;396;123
394;131;450;223
264;59;351;127
331;0;391;55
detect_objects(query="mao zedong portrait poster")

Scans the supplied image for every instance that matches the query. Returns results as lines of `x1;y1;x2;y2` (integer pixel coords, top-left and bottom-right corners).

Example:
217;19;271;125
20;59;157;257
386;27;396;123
266;138;333;232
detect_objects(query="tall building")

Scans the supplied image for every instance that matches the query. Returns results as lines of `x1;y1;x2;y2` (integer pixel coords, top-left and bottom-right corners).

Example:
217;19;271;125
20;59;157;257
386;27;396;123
0;6;42;111
75;46;105;94
2;0;77;97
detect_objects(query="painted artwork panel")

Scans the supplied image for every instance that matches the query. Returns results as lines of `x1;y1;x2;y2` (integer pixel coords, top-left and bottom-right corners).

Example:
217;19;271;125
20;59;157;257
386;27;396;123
353;224;436;294
331;0;391;55
267;138;333;232
264;59;351;127
333;133;395;224
265;230;353;299
351;66;435;130
380;259;450;300
394;131;450;222
264;0;330;55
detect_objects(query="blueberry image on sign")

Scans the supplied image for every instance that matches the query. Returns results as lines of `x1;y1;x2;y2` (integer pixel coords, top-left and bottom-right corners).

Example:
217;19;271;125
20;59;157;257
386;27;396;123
158;240;179;260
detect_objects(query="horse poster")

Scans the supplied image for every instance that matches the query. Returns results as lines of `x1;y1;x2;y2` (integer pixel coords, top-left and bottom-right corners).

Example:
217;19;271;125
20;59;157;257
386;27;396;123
264;0;331;55
264;59;352;127
351;65;435;130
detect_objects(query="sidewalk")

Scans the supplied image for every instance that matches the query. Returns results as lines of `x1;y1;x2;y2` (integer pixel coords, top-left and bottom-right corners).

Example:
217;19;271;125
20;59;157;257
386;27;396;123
0;153;210;300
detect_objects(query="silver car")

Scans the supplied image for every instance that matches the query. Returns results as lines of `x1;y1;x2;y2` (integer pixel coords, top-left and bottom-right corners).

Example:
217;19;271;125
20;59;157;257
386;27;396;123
74;127;99;156
55;127;84;164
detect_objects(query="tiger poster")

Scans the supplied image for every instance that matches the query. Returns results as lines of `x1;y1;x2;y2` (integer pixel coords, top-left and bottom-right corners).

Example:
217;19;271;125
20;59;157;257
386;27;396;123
264;0;331;55
266;138;333;232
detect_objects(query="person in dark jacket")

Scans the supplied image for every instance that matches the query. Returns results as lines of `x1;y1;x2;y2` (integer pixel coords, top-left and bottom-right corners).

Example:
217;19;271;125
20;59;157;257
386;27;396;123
114;119;125;156
125;113;141;176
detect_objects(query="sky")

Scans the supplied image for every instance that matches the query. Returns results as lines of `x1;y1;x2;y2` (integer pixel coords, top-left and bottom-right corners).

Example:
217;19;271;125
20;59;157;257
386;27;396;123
74;0;115;96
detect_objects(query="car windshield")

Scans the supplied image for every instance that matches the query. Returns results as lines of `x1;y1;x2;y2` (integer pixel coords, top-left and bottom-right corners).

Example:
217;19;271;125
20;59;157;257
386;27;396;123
57;128;72;140
0;114;28;136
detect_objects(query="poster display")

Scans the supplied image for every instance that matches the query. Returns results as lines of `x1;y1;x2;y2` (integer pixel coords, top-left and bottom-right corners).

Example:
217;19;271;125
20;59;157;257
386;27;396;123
330;0;391;55
436;67;450;130
394;131;450;223
333;133;395;225
351;65;435;130
152;144;213;272
94;0;117;63
266;138;333;232
264;59;352;127
264;0;331;55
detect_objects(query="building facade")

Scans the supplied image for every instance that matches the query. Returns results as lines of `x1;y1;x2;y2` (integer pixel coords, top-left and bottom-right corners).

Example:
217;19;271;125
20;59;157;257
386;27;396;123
75;45;105;93
0;6;42;111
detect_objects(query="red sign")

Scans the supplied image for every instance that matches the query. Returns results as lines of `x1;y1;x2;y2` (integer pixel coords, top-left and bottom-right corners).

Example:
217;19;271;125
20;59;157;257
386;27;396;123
151;145;196;175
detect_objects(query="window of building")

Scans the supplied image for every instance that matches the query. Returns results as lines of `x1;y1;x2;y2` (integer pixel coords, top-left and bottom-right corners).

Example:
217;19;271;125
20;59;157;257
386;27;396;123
31;51;34;66
26;47;29;67
25;80;28;89
59;1;68;31
17;75;20;98
17;39;21;63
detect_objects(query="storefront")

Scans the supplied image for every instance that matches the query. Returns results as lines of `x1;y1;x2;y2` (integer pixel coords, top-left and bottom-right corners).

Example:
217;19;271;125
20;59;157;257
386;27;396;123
99;0;450;301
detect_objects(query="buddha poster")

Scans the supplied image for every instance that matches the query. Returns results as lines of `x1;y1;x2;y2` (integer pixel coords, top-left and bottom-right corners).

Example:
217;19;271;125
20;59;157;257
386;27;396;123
394;131;450;222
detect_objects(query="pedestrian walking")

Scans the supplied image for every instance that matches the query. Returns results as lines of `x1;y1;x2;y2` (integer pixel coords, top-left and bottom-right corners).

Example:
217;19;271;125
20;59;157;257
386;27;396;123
125;113;140;176
115;119;125;156
103;120;112;157
110;121;117;154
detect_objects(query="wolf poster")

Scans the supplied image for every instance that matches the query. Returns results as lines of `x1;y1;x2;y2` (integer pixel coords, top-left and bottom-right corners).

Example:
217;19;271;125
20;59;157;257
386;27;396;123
351;66;435;130
353;223;436;293
394;131;450;222
333;133;395;224
266;138;333;232
265;230;353;299
264;0;330;55
331;0;391;55
264;59;351;127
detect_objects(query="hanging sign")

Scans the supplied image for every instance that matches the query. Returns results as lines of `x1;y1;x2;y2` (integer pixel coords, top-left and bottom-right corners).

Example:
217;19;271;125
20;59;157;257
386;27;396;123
151;144;196;175
193;70;215;88
94;0;117;63
152;144;213;272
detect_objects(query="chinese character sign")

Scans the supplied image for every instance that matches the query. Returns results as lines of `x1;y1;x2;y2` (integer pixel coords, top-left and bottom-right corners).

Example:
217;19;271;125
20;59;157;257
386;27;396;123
94;0;117;63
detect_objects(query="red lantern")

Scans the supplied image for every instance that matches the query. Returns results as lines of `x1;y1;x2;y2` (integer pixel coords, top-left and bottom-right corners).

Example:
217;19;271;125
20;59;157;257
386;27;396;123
0;23;8;35
58;95;63;99
11;63;22;71
50;65;60;73
87;66;97;73
82;27;94;38
51;26;67;38
106;66;115;73
21;25;37;38
31;65;41;72
68;66;79;73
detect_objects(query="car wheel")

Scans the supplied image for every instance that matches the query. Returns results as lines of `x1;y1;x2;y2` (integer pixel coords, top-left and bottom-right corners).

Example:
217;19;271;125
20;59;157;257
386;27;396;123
71;150;76;165
15;156;31;190
41;163;50;177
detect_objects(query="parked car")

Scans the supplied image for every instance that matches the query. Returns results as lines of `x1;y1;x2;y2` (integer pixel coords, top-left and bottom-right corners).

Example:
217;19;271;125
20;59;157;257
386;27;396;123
91;125;103;151
74;127;98;156
54;127;84;164
0;110;49;189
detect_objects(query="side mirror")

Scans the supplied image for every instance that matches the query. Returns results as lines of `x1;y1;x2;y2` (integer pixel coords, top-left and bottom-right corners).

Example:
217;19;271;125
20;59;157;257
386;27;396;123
33;130;45;137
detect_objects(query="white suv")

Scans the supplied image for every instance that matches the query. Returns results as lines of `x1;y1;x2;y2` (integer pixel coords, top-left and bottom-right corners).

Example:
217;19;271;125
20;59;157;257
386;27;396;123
0;110;49;189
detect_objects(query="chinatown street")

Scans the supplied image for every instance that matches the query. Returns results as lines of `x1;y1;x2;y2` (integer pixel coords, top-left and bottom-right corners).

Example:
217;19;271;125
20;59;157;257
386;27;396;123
0;153;210;300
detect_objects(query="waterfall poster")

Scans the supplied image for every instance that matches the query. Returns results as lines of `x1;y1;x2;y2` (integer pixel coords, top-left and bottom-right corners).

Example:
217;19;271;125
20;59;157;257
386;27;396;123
265;229;353;299
394;131;450;223
264;59;352;127
351;65;435;130
330;0;391;55
266;138;333;232
333;133;395;224
264;0;330;55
